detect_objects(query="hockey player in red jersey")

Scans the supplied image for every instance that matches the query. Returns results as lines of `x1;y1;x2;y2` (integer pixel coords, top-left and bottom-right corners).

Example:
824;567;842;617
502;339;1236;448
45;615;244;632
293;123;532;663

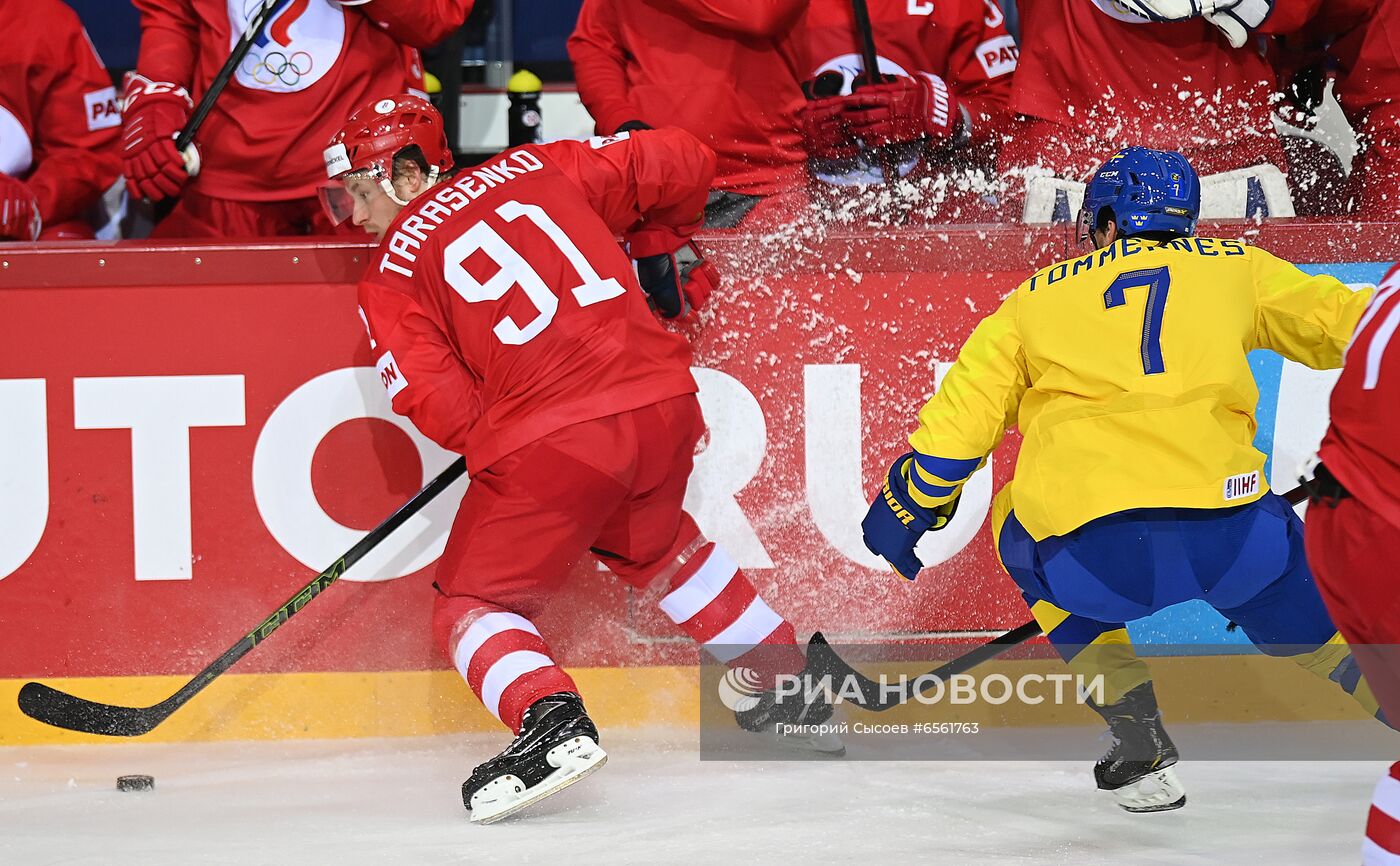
784;0;1015;220
1305;263;1400;865
123;0;472;238
999;0;1292;224
567;0;808;228
0;0;121;241
322;95;839;823
1266;0;1400;217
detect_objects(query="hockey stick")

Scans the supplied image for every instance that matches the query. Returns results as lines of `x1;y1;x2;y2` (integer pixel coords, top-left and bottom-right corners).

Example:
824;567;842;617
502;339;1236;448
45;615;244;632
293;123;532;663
176;0;280;154
144;0;280;222
850;0;882;93
848;0;897;185
807;482;1310;712
17;457;467;737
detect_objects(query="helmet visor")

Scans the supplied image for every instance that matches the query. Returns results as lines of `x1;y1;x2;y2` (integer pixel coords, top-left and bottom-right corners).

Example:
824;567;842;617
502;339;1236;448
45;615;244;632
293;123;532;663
1076;203;1095;245
318;182;356;226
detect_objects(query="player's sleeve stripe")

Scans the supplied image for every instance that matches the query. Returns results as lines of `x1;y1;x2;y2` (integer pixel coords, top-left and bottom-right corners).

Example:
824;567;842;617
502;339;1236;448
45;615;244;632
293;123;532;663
913;453;981;484
908;467;957;498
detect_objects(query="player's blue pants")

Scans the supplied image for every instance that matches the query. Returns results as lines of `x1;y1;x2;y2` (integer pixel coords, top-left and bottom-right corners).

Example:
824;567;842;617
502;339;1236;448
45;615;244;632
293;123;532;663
998;492;1382;718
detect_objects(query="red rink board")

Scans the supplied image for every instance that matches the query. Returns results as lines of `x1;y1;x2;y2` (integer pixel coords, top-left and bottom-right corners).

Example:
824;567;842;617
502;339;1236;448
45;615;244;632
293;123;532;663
0;222;1394;679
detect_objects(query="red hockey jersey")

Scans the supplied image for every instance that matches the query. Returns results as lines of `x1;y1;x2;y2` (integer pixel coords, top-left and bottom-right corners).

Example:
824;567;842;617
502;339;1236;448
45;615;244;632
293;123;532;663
131;0;472;202
0;0;121;228
1011;0;1278;152
357;129;714;473
782;0;1016;156
1320;264;1400;531
567;0;807;196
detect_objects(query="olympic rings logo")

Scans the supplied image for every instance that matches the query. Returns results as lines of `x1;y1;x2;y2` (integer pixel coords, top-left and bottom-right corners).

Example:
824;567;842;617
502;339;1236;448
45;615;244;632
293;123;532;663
240;49;314;87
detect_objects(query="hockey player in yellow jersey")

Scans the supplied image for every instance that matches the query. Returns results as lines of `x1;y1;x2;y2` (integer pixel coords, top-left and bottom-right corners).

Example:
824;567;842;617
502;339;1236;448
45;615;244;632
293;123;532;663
862;146;1388;813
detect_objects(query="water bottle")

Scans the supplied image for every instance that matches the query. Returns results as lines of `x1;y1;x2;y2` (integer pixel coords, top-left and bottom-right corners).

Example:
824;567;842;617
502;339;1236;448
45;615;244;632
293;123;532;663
507;69;543;147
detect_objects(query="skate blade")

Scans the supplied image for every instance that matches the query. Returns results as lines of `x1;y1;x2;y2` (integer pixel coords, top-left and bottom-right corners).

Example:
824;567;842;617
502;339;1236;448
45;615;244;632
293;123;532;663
470;736;608;825
1108;766;1187;814
770;728;847;758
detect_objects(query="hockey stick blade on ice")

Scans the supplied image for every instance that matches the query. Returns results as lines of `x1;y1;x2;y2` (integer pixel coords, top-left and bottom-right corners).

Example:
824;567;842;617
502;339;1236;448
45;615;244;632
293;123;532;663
805;621;1043;713
809;483;1310;712
18;457;467;737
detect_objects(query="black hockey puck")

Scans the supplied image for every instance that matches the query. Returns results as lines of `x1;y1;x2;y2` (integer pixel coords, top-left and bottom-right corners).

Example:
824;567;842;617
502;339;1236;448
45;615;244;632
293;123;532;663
116;775;154;792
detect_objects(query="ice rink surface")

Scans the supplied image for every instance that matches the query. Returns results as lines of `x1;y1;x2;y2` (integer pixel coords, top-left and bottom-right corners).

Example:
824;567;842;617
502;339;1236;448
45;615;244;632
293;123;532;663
1;728;1382;866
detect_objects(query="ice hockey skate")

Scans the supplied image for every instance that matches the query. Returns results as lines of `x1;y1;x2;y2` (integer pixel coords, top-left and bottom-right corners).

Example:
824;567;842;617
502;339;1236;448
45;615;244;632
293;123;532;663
733;668;846;757
1090;682;1186;813
462;693;608;824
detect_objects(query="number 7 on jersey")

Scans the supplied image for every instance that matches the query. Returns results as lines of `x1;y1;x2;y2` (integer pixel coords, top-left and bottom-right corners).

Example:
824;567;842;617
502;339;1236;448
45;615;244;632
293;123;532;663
1104;266;1171;375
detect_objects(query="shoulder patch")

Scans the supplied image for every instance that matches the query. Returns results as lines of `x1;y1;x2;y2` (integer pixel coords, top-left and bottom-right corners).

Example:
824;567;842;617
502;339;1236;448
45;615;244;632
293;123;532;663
589;131;631;149
376;351;408;399
975;35;1018;79
85;86;121;131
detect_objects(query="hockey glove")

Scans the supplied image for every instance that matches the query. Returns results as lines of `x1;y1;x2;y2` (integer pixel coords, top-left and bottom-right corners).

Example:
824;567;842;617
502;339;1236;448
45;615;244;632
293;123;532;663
798;96;858;161
627;224;716;319
843;73;968;151
121;73;197;202
861;453;961;581
614;120;654;134
0;173;41;241
1120;0;1273;48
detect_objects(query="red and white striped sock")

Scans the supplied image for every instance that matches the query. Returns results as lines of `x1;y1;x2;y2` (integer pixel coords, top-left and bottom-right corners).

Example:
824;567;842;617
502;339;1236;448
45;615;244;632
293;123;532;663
448;607;578;734
1364;762;1400;865
657;541;805;683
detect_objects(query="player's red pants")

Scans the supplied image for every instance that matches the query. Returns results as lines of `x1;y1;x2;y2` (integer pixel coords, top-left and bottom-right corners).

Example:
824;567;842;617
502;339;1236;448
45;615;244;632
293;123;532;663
150;188;357;239
433;394;803;732
1306;498;1400;866
1306;498;1400;719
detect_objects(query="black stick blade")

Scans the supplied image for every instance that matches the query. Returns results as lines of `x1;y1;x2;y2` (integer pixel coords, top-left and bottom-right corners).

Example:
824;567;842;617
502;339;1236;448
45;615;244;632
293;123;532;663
17;681;165;737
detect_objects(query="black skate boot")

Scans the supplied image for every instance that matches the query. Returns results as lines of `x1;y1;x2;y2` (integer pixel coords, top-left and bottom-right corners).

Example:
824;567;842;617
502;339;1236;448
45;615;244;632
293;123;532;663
462;692;607;824
734;664;845;757
1088;681;1186;813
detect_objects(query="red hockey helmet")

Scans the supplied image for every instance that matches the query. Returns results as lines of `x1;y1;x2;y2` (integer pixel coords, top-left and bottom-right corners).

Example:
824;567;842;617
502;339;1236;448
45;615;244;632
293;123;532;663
320;94;453;223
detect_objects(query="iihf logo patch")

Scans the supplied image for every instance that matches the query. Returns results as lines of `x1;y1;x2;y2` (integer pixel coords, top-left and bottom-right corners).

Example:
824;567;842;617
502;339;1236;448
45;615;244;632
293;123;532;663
1223;471;1260;501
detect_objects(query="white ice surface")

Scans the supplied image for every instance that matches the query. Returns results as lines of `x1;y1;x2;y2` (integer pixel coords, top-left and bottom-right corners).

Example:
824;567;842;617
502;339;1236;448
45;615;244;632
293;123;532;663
0;729;1383;866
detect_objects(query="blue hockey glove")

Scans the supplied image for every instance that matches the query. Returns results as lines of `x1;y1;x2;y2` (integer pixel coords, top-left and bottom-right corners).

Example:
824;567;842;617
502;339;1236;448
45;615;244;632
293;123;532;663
861;453;961;581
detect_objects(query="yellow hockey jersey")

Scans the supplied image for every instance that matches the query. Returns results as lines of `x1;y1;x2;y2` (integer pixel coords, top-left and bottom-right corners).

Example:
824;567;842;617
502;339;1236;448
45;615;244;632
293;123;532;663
904;236;1372;541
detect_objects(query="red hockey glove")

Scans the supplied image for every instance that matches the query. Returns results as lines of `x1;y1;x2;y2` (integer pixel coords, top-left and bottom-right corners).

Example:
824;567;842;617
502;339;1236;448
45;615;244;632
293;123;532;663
843;73;966;151
0;173;40;241
798;96;858;161
121;73;196;202
626;222;714;319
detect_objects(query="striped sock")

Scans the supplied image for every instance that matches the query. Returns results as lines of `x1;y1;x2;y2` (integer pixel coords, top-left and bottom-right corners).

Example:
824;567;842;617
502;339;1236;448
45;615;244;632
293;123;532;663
657;541;805;683
1364;762;1400;865
448;607;578;734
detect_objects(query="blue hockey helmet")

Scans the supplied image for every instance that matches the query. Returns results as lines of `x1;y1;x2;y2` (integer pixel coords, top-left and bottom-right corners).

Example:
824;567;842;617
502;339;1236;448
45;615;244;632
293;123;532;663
1078;147;1200;243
